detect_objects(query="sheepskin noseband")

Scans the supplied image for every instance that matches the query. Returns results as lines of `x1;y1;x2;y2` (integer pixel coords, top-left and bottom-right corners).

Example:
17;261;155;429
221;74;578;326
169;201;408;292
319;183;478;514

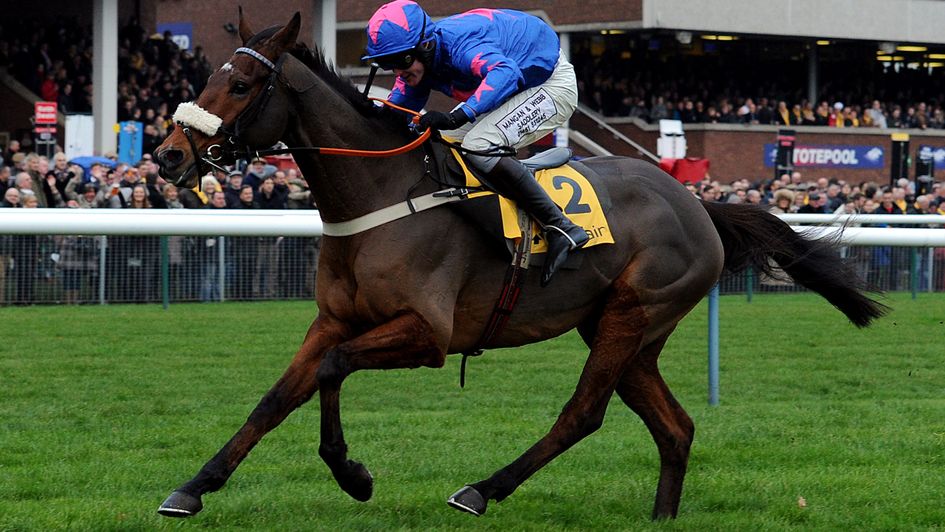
173;102;223;137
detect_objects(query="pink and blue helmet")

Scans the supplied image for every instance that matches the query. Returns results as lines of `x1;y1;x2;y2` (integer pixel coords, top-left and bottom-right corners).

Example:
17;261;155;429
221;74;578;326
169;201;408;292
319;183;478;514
363;0;434;62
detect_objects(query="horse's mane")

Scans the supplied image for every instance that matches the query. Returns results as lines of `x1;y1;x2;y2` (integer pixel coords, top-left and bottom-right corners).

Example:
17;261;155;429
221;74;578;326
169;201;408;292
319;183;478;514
246;26;409;134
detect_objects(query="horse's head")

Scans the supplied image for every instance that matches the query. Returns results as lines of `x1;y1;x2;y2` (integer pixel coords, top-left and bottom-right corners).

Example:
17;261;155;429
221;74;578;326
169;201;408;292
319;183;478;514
154;10;302;187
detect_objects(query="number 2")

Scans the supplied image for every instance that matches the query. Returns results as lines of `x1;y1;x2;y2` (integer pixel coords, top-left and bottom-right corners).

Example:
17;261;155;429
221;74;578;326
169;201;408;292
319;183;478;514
552;175;591;214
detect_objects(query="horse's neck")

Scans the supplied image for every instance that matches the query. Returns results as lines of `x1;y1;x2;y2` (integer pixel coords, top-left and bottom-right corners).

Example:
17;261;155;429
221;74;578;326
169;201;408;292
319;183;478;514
287;85;424;224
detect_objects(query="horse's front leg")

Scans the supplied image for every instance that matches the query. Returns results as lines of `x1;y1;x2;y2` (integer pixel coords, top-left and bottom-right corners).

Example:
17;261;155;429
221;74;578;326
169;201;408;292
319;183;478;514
158;318;346;518
315;311;445;501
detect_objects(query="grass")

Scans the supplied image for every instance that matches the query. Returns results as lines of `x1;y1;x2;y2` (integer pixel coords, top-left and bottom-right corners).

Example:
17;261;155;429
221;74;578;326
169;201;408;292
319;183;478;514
1;293;943;531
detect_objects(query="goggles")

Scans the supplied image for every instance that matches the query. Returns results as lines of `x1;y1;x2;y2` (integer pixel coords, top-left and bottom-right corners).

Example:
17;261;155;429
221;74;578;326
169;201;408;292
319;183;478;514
375;51;416;71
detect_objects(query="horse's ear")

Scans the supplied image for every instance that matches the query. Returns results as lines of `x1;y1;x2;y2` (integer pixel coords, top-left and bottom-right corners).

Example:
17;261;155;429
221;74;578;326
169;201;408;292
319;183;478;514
238;6;255;45
270;12;301;51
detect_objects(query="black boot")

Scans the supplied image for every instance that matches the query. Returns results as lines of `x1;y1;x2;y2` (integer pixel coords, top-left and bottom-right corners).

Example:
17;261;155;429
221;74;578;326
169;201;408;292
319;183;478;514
482;157;589;287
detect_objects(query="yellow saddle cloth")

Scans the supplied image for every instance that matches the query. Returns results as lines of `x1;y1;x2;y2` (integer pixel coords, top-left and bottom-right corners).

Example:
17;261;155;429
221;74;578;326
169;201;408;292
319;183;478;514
451;149;614;252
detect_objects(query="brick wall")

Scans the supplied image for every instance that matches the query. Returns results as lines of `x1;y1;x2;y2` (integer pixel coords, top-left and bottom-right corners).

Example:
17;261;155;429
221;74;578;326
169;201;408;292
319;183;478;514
599;121;945;186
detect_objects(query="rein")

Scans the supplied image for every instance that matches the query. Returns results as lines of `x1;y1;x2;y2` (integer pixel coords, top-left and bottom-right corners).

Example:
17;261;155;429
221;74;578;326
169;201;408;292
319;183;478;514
253;98;431;158
173;45;514;182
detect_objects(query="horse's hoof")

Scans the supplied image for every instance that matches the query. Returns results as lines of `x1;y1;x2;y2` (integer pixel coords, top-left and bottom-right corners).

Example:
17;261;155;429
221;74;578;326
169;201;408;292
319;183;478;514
157;490;203;518
447;486;487;516
338;460;374;502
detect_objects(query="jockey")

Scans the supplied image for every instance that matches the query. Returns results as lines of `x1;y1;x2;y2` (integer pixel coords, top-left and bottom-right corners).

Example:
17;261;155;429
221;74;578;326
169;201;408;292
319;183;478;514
363;0;588;287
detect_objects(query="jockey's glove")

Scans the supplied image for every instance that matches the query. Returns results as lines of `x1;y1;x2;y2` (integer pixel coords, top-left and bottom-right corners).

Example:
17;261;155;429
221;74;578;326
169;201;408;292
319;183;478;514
418;108;470;131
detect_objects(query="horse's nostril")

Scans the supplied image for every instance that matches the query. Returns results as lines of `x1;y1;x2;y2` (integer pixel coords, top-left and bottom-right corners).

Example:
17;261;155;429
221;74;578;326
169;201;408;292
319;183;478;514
165;149;184;164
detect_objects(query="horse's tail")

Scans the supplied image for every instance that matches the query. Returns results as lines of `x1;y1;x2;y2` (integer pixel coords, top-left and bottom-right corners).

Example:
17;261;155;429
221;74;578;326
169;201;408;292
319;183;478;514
700;201;888;327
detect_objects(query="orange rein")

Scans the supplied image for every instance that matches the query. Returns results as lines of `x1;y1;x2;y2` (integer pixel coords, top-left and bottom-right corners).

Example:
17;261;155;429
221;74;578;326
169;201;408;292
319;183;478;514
315;98;430;158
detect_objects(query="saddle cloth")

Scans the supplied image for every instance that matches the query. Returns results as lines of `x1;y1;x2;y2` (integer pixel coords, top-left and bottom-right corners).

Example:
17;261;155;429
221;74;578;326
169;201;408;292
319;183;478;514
442;145;614;256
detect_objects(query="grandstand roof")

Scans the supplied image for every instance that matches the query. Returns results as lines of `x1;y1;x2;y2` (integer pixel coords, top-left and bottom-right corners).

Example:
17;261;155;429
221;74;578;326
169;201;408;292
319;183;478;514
340;0;945;45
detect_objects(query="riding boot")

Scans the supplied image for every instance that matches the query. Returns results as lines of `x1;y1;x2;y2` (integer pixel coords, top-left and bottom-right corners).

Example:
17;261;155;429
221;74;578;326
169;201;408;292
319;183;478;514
480;157;589;287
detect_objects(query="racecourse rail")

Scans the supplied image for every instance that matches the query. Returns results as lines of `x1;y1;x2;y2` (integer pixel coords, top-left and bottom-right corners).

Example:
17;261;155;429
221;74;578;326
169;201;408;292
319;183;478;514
1;210;943;241
3;209;943;406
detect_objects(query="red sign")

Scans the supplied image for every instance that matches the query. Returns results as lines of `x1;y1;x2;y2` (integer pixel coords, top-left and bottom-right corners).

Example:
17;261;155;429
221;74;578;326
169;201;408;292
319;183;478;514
34;126;58;135
34;101;58;124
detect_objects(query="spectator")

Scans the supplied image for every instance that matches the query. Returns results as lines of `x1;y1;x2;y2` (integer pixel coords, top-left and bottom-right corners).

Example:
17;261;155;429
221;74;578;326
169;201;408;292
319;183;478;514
48;153;73;196
865;100;886;128
755;97;774;124
200;175;221;203
835;192;866;215
23;154;50;207
768;189;794;214
68;182;103;209
875;190;903;215
163;184;184;209
3;140;22;168
825;184;844;211
1;187;21;207
15;172;34;195
234;185;257;210
119;184;158;301
745;189;763;206
256;177;288;209
229;186;258;300
287;173;313;210
12;194;41;304
57;232;98;304
223;170;244;208
207;190;227;210
243;157;274;192
126;184;152;209
0;166;13;197
798;192;829;214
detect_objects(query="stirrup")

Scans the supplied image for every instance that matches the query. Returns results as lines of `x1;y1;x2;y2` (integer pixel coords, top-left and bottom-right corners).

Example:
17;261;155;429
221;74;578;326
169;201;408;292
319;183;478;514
540;226;587;287
545;225;581;250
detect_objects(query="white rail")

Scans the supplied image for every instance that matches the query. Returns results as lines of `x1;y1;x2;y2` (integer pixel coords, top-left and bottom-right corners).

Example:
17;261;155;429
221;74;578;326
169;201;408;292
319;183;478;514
3;210;943;246
780;214;945;225
0;209;324;237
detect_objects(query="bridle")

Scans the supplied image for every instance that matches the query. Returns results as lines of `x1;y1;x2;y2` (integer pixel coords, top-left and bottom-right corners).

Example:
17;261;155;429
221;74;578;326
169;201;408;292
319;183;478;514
171;43;512;187
173;47;293;182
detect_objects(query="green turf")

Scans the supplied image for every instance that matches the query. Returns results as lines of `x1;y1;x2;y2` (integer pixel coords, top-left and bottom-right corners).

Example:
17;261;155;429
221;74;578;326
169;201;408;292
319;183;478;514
1;293;943;530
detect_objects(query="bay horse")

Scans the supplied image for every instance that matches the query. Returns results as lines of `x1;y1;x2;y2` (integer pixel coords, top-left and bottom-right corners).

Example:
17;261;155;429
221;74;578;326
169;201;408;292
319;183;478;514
153;12;885;520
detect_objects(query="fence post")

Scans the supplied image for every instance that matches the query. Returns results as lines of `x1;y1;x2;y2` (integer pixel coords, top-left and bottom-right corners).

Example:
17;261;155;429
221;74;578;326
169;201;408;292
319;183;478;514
218;237;226;302
746;267;753;303
98;235;107;305
910;247;918;300
160;236;169;309
929;248;935;293
708;283;720;406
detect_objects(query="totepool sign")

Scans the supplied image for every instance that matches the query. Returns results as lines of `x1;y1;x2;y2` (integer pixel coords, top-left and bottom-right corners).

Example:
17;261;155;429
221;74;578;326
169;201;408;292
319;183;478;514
764;143;885;169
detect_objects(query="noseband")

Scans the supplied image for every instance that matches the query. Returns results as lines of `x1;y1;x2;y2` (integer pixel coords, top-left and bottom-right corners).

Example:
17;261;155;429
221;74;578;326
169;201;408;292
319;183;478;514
172;47;283;183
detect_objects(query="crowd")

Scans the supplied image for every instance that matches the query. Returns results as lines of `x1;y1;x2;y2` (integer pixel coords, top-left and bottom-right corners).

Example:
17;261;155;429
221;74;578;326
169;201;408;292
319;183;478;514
1;15;215;156
0;15;326;306
0;149;319;305
686;170;945;291
572;40;945;128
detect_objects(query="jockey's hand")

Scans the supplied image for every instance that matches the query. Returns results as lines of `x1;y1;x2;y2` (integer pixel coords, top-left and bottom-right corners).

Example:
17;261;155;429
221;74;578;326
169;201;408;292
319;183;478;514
418;108;470;131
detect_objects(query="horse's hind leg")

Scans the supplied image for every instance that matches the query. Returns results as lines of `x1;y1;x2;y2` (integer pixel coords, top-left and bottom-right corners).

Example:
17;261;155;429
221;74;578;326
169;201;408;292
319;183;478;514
157;318;344;518
447;288;648;516
615;331;693;520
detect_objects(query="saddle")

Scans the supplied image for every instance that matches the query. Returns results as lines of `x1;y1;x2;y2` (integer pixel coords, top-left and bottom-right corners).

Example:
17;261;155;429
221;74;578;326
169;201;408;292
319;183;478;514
429;142;614;267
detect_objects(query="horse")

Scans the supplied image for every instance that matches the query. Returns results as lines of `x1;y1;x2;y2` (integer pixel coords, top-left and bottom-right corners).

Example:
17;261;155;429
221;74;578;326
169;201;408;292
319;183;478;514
153;11;886;520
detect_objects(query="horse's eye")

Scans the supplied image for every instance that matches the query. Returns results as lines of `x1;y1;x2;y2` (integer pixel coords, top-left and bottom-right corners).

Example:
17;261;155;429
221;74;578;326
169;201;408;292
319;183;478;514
231;82;250;95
